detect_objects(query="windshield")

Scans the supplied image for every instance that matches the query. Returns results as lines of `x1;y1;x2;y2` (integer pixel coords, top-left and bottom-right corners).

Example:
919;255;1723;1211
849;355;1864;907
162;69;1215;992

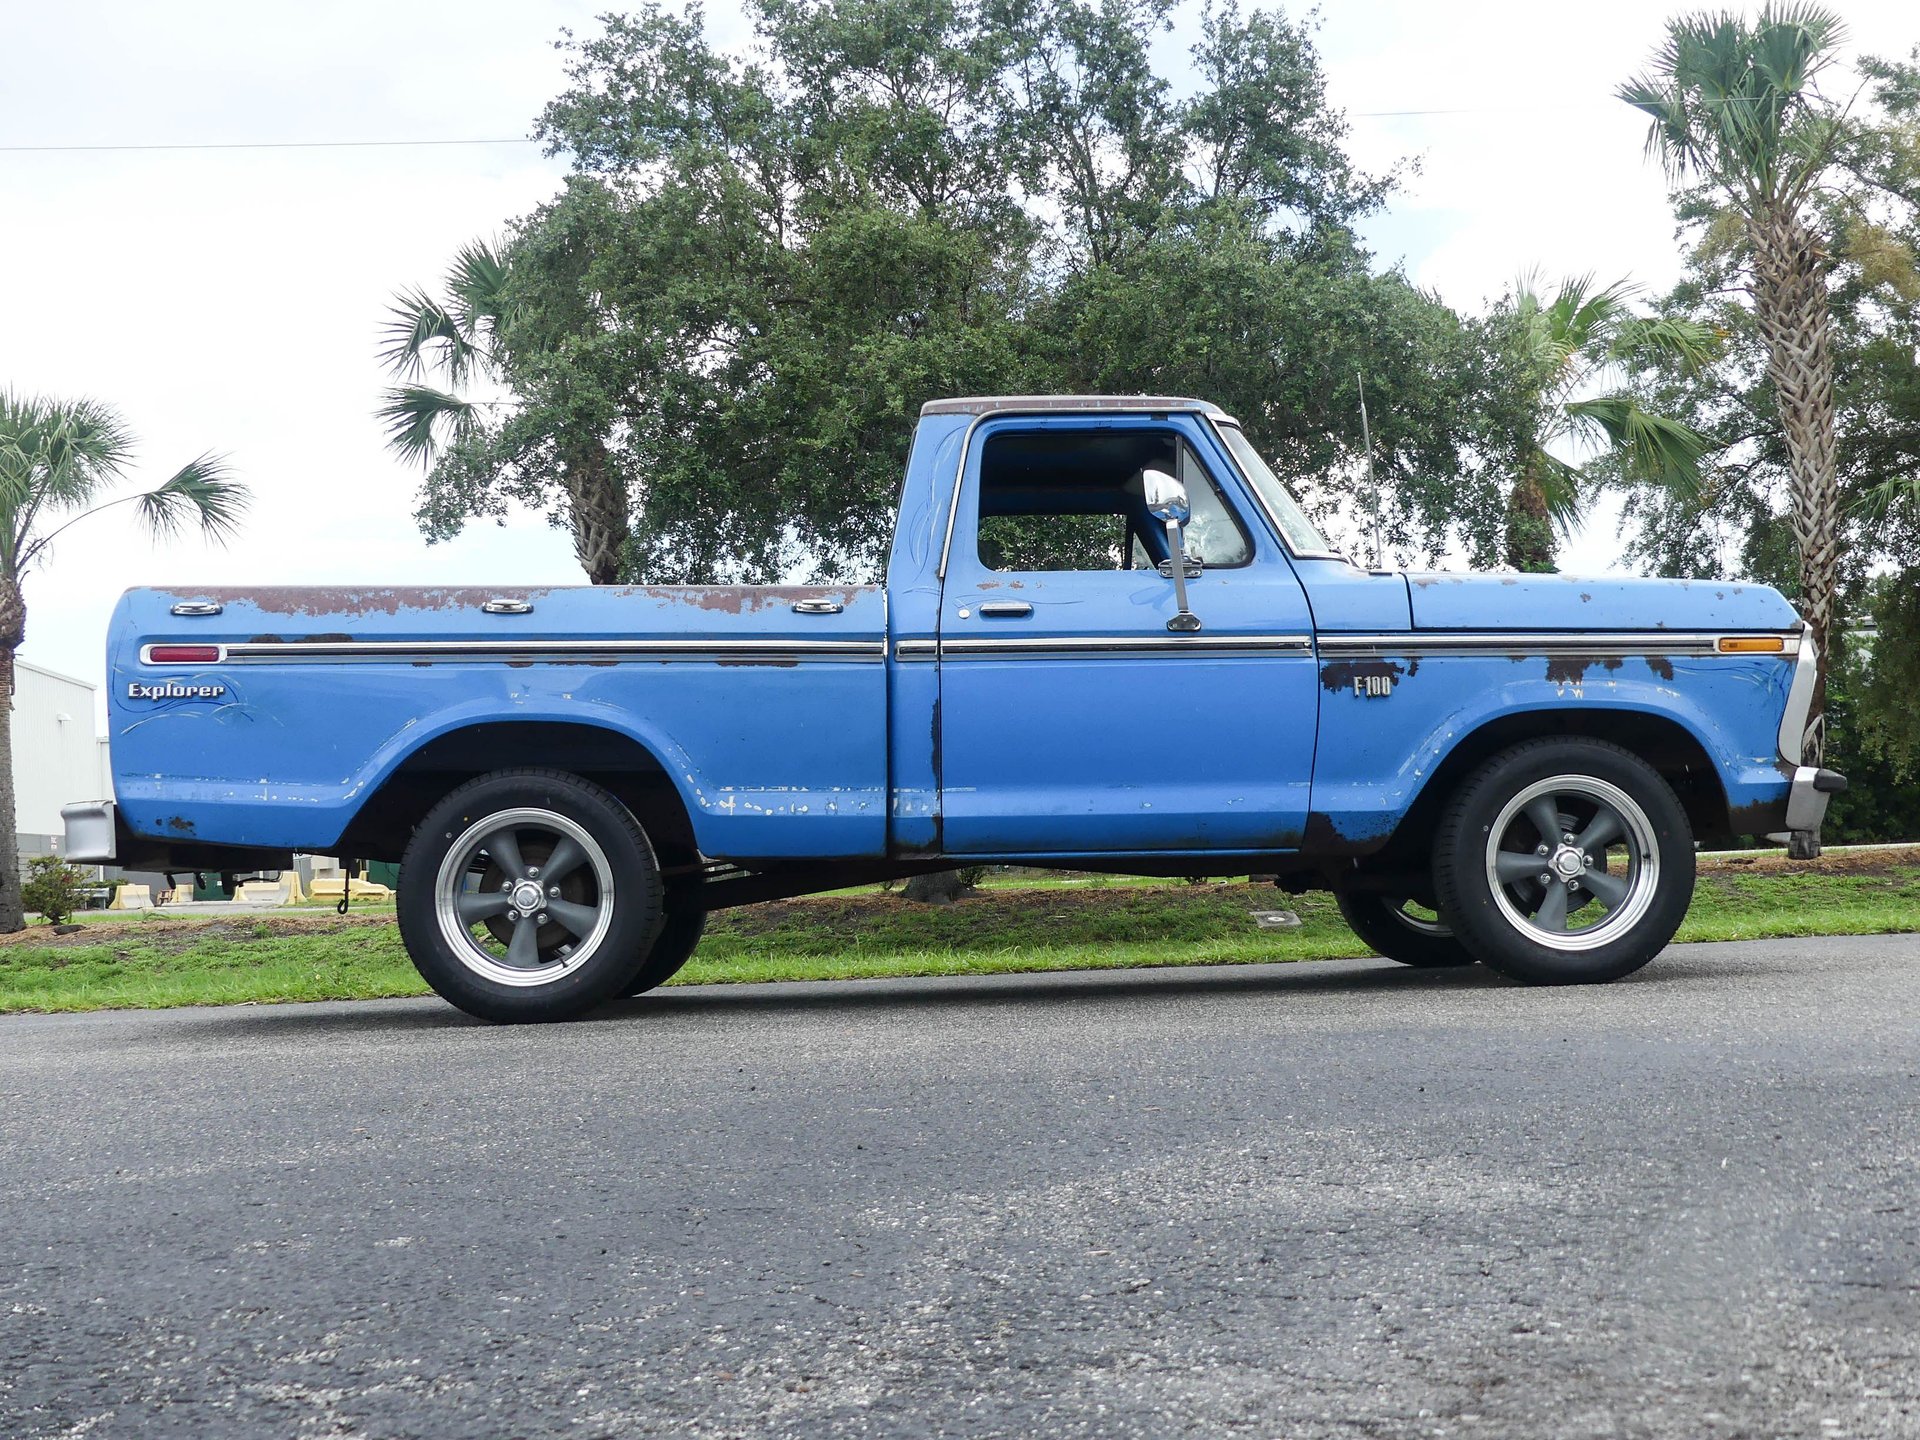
1212;421;1337;557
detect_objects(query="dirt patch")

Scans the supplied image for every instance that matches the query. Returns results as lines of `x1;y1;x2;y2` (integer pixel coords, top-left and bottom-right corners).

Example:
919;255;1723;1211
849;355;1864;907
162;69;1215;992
1;912;396;952
1699;845;1920;878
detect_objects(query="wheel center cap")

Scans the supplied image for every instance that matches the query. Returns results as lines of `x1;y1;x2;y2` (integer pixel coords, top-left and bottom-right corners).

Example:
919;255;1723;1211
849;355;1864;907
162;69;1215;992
511;880;544;912
1552;847;1584;878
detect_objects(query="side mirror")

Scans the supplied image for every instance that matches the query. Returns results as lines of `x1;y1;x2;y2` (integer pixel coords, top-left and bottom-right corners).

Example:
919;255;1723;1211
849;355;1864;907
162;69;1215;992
1140;468;1201;633
1141;467;1190;525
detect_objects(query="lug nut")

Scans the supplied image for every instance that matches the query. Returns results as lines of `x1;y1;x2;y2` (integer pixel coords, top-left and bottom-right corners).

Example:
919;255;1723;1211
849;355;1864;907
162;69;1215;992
1535;844;1548;856
527;866;540;878
537;912;549;925
1539;872;1552;885
548;885;560;897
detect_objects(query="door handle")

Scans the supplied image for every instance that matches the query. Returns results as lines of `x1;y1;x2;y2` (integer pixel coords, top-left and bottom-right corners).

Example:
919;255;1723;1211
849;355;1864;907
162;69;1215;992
792;599;844;615
169;600;224;617
978;601;1033;618
482;598;534;615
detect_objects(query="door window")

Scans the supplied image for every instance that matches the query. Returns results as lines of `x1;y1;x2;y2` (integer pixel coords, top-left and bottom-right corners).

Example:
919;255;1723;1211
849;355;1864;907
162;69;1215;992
974;429;1251;573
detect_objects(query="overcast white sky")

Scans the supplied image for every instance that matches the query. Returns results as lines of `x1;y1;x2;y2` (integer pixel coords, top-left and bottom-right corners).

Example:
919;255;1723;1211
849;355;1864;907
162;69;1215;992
4;0;1915;724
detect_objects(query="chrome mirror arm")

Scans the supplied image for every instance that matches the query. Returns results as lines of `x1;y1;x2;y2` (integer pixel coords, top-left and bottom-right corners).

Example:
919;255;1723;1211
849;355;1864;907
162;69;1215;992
1141;466;1202;633
1163;517;1201;632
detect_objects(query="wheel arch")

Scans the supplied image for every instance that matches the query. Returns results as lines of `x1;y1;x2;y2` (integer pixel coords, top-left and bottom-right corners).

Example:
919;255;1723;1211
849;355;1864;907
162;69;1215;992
1378;707;1731;865
333;719;701;872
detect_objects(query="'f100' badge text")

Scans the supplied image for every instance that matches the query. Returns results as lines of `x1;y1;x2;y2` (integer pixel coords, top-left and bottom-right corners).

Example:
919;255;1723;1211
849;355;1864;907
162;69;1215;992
127;681;226;700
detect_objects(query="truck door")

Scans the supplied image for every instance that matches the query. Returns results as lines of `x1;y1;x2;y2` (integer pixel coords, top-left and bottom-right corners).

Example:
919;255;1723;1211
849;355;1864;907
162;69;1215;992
933;413;1318;855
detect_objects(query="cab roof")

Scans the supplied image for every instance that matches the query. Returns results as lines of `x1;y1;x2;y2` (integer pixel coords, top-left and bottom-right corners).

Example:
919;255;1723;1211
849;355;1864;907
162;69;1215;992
921;394;1228;418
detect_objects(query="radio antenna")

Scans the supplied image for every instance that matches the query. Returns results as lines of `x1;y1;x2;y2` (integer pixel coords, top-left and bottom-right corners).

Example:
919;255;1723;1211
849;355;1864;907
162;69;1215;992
1357;370;1383;569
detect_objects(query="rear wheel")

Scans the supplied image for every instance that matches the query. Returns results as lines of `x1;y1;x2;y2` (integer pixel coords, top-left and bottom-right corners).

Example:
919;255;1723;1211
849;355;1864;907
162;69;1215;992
1334;889;1475;968
1432;738;1693;985
625;899;707;996
397;769;662;1022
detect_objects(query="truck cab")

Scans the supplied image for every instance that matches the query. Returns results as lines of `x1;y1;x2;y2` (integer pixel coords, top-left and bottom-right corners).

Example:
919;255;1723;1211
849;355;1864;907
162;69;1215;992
64;395;1843;1021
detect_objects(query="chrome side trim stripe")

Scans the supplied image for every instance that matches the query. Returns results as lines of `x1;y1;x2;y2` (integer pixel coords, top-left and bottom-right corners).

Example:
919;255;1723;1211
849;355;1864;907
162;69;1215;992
205;638;887;665
1316;630;1802;659
894;634;1311;660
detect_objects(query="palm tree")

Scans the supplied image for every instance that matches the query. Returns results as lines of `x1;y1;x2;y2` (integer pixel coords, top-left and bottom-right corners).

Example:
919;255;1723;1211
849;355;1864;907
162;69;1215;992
377;240;630;585
1620;3;1849;796
0;393;246;931
1501;274;1719;572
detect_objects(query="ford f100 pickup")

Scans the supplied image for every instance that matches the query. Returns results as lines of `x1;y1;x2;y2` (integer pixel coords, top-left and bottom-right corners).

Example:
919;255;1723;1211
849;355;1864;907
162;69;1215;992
64;395;1845;1021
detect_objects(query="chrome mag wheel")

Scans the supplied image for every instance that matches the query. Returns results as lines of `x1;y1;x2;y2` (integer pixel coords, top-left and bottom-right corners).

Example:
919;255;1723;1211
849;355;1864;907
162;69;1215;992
1483;774;1659;952
433;806;616;987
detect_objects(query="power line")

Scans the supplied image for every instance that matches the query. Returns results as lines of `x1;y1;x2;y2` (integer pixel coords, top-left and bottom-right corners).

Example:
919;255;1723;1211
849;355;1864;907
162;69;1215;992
0;90;1829;153
0;137;540;154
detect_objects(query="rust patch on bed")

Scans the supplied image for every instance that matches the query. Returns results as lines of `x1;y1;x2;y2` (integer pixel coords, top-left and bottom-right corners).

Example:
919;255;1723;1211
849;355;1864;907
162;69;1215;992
630;585;873;615
182;587;557;617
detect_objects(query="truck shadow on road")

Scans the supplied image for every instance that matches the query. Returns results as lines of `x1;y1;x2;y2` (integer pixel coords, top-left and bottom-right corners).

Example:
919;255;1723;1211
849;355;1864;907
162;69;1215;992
159;952;1718;1041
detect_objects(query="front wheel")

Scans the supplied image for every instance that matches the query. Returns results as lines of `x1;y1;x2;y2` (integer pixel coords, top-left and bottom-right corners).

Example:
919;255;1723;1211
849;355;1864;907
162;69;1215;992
397;769;663;1022
625;899;707;996
1432;738;1694;985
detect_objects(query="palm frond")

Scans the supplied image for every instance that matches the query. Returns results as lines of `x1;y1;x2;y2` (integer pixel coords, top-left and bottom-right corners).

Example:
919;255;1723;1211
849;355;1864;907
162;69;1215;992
377;385;477;467
447;240;510;336
378;287;472;383
1856;473;1920;520
132;454;248;543
1533;451;1586;535
1567;395;1711;497
1608;315;1722;373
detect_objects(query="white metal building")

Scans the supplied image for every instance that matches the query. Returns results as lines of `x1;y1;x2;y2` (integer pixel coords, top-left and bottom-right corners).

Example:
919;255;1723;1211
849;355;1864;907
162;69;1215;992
13;660;109;860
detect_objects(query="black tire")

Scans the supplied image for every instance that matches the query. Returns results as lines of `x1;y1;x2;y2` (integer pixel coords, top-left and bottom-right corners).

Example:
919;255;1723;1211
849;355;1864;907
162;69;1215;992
1334;889;1476;968
1432;737;1694;985
625;899;707;996
397;768;663;1022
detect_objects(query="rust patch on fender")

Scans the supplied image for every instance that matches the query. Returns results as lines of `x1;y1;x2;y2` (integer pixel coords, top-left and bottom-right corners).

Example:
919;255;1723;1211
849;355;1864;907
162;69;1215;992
1645;655;1675;681
164;815;196;834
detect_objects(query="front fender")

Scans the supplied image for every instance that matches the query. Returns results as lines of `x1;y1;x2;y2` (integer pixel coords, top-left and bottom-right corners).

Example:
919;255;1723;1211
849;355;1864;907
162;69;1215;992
1308;650;1796;850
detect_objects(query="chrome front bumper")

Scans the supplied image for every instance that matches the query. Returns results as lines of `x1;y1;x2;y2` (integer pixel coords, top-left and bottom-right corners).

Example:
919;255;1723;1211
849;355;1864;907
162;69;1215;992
1784;765;1847;833
60;800;117;863
1772;625;1846;839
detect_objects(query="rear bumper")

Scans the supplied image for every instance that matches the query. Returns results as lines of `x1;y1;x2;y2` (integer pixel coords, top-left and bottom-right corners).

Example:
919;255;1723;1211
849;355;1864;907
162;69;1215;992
61;799;292;874
60;800;118;863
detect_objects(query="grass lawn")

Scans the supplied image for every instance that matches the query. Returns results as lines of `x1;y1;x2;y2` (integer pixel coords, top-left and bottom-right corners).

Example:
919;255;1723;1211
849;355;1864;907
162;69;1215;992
2;851;1917;1015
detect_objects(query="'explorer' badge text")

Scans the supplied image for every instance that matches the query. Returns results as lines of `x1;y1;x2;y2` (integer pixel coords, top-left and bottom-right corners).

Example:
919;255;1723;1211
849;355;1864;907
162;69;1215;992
127;681;226;701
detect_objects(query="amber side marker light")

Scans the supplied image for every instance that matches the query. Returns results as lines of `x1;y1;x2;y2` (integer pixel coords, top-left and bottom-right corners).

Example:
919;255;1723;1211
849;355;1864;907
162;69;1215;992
1717;636;1786;654
147;645;222;663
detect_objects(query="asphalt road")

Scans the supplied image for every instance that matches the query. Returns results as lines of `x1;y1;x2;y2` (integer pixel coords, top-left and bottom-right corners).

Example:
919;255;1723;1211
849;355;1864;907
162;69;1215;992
3;936;1918;1440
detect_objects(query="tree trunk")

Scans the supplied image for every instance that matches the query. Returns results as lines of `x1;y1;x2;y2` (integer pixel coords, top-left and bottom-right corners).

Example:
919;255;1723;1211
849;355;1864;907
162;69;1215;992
0;579;25;931
562;440;631;585
1750;208;1839;775
1502;468;1556;573
902;869;972;904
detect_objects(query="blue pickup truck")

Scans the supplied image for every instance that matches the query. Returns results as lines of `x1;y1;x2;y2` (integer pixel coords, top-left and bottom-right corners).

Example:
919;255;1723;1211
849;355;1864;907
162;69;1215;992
65;395;1843;1021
